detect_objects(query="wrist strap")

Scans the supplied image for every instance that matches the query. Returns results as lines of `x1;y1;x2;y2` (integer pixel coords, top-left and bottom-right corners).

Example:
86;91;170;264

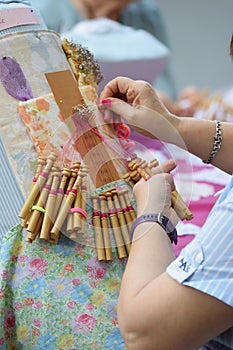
130;213;177;245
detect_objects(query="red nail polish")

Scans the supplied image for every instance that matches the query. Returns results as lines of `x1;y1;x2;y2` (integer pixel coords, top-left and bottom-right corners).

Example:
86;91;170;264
101;99;112;107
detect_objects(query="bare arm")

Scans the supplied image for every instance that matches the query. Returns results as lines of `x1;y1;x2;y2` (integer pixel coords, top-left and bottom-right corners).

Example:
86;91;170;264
99;77;233;174
118;172;233;350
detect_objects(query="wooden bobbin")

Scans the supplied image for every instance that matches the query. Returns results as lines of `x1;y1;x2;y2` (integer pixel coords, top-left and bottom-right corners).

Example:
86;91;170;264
111;189;131;255
149;158;159;170
19;152;57;220
117;190;135;232
105;191;127;259
122;172;135;187
171;190;193;221
99;194;112;261
26;173;53;240
66;167;79;234
72;165;89;235
121;189;137;221
54;168;71;217
50;172;81;244
91;195;106;261
40;170;61;240
21;155;47;228
26;215;44;243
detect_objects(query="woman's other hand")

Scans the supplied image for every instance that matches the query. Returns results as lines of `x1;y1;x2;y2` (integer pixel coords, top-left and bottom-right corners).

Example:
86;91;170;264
99;77;179;140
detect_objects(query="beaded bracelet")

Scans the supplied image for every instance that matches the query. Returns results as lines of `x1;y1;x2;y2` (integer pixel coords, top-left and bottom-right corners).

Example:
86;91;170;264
203;120;222;164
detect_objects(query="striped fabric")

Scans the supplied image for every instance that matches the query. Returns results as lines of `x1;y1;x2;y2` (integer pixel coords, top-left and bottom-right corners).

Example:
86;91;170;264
167;174;233;349
0;0;47;241
0;137;24;241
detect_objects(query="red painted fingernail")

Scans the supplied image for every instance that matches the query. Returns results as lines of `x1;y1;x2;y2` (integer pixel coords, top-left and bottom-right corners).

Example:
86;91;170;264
101;99;112;107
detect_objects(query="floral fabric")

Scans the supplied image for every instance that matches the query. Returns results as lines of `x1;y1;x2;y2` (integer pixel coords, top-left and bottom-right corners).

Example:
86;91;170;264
0;225;127;349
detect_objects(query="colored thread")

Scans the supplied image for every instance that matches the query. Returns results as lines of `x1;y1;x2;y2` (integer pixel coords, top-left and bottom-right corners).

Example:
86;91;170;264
31;205;46;214
70;207;87;218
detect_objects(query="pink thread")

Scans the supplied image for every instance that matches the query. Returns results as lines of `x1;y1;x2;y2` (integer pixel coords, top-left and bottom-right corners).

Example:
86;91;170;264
32;177;38;182
93;211;100;216
109;209;116;215
70;189;77;194
44;184;50;190
58;188;64;194
122;208;129;213
128;206;134;211
81;186;87;190
70;207;87;218
40;171;48;178
100;213;108;218
49;190;57;195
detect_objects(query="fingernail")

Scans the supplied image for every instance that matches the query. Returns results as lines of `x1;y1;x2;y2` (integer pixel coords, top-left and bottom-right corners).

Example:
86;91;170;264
101;99;112;107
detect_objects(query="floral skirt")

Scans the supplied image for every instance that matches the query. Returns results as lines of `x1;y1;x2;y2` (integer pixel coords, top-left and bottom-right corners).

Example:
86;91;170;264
0;225;127;349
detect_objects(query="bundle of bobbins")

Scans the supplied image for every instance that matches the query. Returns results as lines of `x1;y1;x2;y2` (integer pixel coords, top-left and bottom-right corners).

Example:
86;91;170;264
18;151;193;261
123;153;193;221
18;152;89;244
91;188;136;261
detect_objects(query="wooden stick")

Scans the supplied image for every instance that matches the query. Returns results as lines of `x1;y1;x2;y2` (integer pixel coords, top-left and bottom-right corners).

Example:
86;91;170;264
66;167;79;233
128;155;193;221
105;191;127;259
54;168;71;218
19;152;57;220
91;195;106;261
171;190;193;221
72;166;88;234
121;189;137;221
26;215;43;243
118;190;135;230
111;189;131;255
99;194;112;261
50;173;81;243
26;174;53;239
21;155;46;228
40;170;61;240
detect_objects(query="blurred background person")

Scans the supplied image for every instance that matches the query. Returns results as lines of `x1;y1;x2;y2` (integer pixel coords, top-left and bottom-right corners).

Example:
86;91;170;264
30;0;177;99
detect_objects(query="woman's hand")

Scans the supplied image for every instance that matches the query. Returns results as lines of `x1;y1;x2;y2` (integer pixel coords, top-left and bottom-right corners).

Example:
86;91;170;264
133;159;178;225
99;77;179;140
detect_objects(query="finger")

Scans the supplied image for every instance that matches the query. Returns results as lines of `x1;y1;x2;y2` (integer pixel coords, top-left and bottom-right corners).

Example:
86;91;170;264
99;76;135;101
152;159;177;175
99;99;136;125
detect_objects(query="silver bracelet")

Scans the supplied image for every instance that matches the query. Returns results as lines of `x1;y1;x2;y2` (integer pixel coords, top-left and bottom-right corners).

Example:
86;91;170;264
203;120;222;164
